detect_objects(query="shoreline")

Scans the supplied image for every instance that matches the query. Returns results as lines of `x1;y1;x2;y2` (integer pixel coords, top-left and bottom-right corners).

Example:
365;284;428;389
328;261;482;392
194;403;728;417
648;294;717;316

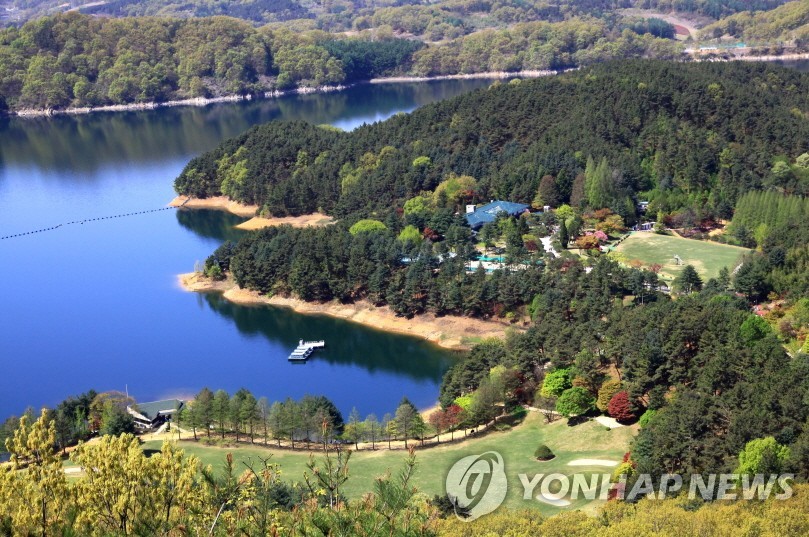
178;273;521;351
368;69;569;84
10;56;806;117
13;84;348;118
169;196;337;229
168;195;258;217
11;70;563;118
236;214;336;230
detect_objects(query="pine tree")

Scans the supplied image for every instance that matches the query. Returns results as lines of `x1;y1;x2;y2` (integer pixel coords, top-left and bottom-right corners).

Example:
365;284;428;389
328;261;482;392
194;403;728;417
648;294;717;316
675;264;703;294
558;220;568;249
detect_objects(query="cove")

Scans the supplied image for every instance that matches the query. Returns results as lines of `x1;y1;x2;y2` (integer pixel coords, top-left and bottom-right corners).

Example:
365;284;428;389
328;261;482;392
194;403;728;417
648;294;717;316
0;79;495;418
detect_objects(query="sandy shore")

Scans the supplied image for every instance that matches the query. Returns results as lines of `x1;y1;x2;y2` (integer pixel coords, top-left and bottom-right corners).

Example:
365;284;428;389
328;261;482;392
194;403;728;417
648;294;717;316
236;214;335;230
169;196;258;218
169;196;336;229
178;273;520;350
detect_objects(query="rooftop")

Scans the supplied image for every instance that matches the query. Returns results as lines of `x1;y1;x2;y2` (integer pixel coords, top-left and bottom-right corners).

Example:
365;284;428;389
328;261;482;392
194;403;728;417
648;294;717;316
132;399;183;420
466;200;530;229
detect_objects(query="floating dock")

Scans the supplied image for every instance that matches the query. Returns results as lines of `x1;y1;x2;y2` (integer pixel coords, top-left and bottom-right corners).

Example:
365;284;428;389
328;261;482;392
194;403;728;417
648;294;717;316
288;339;325;361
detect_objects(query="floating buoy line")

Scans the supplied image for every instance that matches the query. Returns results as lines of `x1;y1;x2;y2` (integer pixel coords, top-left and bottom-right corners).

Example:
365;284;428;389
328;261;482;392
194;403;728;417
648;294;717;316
0;206;179;241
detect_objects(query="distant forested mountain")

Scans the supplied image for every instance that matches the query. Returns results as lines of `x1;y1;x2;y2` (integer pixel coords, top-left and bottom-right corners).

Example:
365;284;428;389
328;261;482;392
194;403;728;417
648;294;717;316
0;12;688;112
2;0;792;31
176;60;809;222
701;0;809;43
0;13;424;110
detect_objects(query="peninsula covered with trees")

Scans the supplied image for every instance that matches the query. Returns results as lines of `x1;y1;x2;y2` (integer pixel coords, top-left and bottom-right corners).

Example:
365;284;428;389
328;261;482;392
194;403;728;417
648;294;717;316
178;59;809;494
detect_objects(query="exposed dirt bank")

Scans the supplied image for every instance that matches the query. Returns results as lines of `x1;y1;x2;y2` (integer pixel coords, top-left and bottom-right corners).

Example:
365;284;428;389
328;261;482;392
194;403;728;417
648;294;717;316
178;273;521;351
235;214;335;230
169;196;258;218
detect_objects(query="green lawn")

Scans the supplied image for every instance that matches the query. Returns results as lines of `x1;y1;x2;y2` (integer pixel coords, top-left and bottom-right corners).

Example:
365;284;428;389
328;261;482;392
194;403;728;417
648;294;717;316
613;232;750;281
141;412;633;516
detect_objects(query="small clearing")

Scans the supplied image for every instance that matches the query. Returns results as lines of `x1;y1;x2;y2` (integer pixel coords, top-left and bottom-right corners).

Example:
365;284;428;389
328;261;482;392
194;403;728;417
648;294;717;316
613;231;750;281
593;416;624;429
236;214;335;230
617;9;714;39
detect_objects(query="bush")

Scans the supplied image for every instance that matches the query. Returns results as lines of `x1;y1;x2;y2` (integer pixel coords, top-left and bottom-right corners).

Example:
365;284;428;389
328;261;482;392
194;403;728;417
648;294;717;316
510;406;528;419
638;409;657;428
540;369;572;398
611;461;636;482
535;444;555;461
607;391;637;423
596;380;621;412
555;387;595;418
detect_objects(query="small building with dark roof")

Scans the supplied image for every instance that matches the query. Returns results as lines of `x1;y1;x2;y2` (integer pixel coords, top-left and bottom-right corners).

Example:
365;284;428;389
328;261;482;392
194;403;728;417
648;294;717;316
127;399;184;431
465;200;530;230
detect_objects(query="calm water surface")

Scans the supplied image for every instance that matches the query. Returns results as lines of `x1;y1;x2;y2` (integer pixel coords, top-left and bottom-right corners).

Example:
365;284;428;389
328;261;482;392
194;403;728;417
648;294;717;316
0;80;495;418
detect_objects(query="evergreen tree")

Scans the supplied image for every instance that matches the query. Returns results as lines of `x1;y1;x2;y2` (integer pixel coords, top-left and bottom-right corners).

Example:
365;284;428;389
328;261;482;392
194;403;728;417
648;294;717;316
674;265;703;294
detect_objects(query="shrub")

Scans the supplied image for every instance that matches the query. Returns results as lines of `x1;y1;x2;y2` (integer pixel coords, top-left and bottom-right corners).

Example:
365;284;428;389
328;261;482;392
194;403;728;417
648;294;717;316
607;391;637;423
535;444;555;461
540;369;572;398
348;219;387;235
510;406;528;419
638;409;657;428
597;380;621;412
612;461;636;482
555;387;595;418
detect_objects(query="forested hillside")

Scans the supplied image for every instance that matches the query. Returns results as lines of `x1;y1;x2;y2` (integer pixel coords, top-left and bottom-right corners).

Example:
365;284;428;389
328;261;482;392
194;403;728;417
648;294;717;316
183;60;809;487
700;0;809;43
176;61;809;220
0;13;425;110
3;0;792;28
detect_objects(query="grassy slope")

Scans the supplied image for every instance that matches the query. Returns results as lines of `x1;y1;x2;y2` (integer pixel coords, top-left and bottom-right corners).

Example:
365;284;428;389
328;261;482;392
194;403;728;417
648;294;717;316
142;412;634;516
614;232;750;281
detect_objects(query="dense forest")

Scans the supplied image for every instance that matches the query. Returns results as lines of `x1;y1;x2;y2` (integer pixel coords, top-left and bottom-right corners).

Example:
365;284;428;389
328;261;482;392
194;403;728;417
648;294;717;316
4;0;807;113
0;13;425;110
3;0;792;28
0;11;693;112
176;61;809;221
183;60;809;494
700;0;809;43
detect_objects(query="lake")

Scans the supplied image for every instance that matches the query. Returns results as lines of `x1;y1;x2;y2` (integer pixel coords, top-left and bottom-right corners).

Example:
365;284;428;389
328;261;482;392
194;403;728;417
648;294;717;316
0;79;496;419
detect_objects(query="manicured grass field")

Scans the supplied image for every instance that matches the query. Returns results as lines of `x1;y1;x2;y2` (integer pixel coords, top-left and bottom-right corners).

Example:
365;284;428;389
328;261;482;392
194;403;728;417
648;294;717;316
141;412;634;516
614;232;750;281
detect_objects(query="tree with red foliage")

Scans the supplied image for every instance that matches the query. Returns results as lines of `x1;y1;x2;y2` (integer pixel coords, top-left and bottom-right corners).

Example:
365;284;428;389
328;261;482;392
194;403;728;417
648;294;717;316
429;410;447;443
444;404;464;440
607;391;637;423
422;227;440;241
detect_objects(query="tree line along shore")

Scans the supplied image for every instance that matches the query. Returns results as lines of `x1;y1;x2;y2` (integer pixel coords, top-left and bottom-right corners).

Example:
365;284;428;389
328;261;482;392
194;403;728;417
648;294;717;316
5;1;809;116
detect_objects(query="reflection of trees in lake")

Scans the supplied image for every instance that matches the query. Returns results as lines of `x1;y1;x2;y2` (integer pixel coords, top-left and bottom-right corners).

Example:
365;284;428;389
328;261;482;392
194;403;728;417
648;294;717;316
175;209;248;243
203;292;456;383
0;79;492;173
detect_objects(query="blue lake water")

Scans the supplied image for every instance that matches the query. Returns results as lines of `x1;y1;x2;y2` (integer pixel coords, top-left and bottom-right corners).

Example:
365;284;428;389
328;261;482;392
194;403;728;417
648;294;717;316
0;79;496;419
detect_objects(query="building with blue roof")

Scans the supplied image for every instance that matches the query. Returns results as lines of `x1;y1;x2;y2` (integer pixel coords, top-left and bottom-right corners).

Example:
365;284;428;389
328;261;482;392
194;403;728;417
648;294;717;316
465;200;530;230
